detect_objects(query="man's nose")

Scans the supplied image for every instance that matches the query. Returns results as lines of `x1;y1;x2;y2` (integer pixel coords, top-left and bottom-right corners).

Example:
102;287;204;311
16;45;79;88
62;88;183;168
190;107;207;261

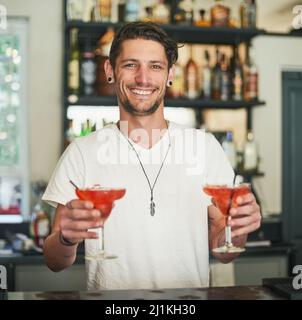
134;65;150;86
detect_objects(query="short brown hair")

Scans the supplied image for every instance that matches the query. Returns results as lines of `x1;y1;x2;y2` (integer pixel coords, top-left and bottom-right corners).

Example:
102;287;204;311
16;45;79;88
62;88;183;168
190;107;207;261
109;22;179;69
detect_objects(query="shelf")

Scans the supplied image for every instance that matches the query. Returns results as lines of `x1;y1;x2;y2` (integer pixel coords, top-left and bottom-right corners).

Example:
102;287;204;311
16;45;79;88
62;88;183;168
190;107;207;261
66;95;265;109
65;21;266;45
236;171;265;179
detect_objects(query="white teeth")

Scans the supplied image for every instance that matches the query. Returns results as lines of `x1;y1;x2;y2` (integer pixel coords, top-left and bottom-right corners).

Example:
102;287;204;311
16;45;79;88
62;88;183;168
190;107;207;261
131;89;153;95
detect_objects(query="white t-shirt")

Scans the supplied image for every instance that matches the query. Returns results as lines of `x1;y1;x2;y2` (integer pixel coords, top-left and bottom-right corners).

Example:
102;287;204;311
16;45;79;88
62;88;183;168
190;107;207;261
42;122;234;290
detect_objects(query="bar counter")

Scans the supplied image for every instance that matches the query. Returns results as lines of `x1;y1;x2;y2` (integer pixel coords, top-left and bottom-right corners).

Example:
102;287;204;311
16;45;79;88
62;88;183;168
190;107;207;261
0;286;286;300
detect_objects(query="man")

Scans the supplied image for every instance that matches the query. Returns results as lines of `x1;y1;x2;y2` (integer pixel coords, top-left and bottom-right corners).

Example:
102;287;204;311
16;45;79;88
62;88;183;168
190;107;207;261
43;22;261;290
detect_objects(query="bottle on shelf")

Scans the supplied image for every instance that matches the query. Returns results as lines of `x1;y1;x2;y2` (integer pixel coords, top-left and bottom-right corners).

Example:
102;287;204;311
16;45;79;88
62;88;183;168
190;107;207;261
81;42;97;96
232;48;244;101
210;0;231;27
166;62;185;98
118;0;126;22
243;130;258;172
195;9;210;27
95;28;116;96
174;0;194;25
66;0;84;21
220;53;231;101
202;50;211;99
152;0;170;24
184;46;199;99
65;119;76;148
29;182;51;249
240;0;257;28
244;55;258;101
124;0;140;22
222;131;237;170
68;28;80;99
93;0;112;22
80;119;92;137
211;48;222;100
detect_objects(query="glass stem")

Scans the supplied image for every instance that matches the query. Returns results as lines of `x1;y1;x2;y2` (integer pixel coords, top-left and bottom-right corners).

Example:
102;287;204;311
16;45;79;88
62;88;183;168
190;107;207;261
102;226;105;252
225;225;232;246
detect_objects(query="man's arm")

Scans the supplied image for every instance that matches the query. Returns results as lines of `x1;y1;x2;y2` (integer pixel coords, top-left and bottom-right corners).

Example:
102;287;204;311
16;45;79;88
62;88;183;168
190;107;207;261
208;192;261;264
44;200;101;272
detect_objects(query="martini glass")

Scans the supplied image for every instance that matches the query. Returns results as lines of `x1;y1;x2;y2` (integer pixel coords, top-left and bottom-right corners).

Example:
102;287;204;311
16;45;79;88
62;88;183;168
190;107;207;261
203;183;250;253
75;185;126;260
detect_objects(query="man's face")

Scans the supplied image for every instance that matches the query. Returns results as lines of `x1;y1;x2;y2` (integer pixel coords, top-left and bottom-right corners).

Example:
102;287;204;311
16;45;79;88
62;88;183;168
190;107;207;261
113;39;170;116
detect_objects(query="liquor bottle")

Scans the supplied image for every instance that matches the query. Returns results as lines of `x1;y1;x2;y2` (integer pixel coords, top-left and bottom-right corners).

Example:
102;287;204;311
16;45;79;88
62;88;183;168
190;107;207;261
80;119;92;137
124;0;140;22
174;0;194;25
232;48;244;100
240;0;257;28
152;0;170;24
185;46;199;99
243;130;258;172
30;182;51;249
81;43;97;96
210;0;230;27
222;131;237;170
202;50;211;99
118;0;126;22
244;55;258;100
166;62;185;98
195;9;210;27
68;28;80;97
220;53;231;101
66;0;84;21
211;48;221;100
94;0;112;22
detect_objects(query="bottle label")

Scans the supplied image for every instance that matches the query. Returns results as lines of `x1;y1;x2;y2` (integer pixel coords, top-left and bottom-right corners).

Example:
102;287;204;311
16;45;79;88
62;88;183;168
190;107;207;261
68;59;79;90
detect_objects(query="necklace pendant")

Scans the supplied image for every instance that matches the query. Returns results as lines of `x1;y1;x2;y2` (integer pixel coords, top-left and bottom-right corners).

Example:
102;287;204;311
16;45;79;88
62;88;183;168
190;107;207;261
150;201;155;216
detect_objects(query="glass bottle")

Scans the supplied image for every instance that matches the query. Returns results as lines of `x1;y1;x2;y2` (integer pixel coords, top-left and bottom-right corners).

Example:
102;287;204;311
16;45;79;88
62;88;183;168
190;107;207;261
210;0;230;27
68;28;80;96
232;48;244;100
94;0;112;22
124;0;140;22
240;0;257;28
195;9;210;27
152;0;170;24
243;130;258;172
81;43;97;96
174;0;194;25
211;48;222;100
202;50;211;99
220;53;231;101
185;46;199;99
244;55;258;101
222;131;237;170
118;0;126;22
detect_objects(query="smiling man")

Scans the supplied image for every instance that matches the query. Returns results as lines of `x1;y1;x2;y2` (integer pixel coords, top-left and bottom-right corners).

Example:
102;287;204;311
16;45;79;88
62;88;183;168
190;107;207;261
43;22;261;291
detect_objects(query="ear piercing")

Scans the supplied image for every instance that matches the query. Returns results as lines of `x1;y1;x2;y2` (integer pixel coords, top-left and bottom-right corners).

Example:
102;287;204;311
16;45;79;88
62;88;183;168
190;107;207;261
168;80;173;87
108;77;113;83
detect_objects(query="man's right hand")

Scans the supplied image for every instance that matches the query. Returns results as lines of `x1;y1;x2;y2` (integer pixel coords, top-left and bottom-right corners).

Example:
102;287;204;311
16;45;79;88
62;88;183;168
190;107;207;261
59;199;103;245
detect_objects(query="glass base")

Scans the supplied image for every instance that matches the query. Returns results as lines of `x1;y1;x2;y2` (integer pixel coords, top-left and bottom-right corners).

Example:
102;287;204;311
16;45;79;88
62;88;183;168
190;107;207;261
85;252;118;261
212;245;245;254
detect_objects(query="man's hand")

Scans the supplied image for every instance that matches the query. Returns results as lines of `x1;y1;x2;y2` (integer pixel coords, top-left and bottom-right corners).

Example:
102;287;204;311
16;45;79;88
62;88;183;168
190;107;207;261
59;199;103;245
229;192;262;238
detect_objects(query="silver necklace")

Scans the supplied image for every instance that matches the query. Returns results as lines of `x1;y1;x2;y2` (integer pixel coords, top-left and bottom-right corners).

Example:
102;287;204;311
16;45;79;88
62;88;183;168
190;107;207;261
119;122;171;217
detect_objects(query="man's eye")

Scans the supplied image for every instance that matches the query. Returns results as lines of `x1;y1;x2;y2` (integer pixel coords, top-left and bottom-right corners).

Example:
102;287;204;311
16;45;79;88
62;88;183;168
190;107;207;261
152;65;162;70
124;64;136;68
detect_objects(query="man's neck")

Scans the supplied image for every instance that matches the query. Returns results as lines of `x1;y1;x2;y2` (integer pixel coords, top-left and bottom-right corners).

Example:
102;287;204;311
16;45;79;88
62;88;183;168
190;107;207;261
118;110;168;149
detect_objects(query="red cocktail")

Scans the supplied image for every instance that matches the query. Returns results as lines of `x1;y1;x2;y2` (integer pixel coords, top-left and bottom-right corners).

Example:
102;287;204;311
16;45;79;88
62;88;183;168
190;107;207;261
203;183;250;253
76;186;126;260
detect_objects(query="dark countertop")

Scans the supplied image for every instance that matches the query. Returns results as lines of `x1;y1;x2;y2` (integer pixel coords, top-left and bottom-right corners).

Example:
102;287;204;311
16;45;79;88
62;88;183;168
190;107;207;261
0;286;286;300
0;243;292;265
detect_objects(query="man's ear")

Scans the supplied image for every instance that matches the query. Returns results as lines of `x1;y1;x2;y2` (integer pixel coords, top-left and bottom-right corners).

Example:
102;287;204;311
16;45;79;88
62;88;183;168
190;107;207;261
167;64;176;85
104;59;115;83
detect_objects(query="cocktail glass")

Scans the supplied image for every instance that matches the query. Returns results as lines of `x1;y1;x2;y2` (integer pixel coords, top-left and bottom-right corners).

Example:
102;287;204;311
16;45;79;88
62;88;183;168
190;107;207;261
75;186;126;260
203;183;250;253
